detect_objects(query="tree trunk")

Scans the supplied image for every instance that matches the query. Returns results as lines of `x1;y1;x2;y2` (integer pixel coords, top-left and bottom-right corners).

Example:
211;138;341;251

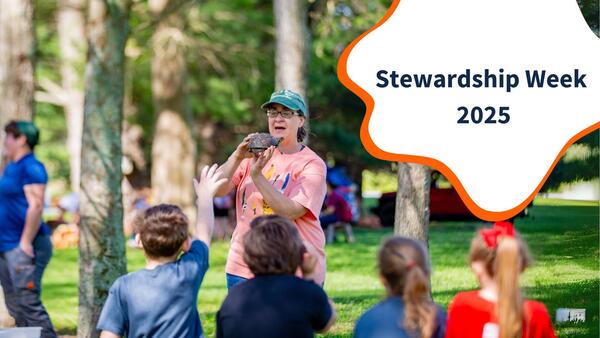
394;163;431;244
0;0;35;327
150;0;196;223
78;1;131;337
0;0;35;119
274;0;311;141
0;0;35;152
58;0;86;192
274;0;310;97
197;117;217;168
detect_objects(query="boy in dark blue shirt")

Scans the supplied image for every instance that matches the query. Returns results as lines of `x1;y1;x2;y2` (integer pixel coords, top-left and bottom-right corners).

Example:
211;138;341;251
97;165;226;338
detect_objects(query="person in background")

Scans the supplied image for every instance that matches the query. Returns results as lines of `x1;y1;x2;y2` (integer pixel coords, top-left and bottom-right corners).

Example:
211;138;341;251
445;221;556;338
216;215;336;338
0;121;57;337
354;236;446;338
49;192;80;249
49;192;80;228
123;187;151;247
320;181;355;243
213;192;234;240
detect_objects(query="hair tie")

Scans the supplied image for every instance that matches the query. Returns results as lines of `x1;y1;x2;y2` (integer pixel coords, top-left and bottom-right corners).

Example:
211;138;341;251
480;221;516;248
406;260;416;269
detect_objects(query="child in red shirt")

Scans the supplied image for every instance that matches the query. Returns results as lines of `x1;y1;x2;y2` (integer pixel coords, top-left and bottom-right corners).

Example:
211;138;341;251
320;182;353;226
445;222;556;338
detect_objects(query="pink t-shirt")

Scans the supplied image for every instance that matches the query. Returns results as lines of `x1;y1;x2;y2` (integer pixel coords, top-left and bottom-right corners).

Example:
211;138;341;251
226;146;328;284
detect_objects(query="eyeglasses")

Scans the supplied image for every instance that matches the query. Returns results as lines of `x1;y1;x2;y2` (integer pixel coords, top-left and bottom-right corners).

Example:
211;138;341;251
265;108;301;119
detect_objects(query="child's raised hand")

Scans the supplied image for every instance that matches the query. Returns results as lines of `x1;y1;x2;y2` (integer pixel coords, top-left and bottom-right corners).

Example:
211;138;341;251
194;164;228;200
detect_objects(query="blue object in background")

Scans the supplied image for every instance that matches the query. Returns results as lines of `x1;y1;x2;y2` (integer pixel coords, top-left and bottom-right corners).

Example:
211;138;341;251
326;166;352;187
326;166;360;222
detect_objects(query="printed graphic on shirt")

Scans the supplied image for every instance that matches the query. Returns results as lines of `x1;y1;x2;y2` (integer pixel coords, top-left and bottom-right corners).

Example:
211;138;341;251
240;168;293;218
262;200;273;215
265;165;275;181
241;188;247;215
263;165;276;215
280;173;290;193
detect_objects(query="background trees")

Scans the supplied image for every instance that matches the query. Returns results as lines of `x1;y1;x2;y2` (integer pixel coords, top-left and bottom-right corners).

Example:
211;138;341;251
0;0;36;149
149;0;196;222
394;164;431;243
78;1;131;337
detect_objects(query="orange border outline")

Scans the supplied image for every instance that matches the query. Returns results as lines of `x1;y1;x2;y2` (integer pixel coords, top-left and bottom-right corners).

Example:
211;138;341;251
337;0;600;221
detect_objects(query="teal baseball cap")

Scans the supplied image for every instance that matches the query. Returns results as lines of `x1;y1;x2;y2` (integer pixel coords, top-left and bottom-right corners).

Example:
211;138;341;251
261;89;308;117
14;121;40;148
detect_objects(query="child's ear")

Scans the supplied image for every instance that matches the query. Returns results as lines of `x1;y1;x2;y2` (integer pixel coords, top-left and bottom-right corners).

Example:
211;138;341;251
182;237;192;252
379;274;389;289
379;274;394;296
470;261;486;278
135;233;143;249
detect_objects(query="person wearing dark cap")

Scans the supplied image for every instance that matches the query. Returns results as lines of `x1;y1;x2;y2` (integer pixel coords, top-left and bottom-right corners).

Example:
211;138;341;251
0;121;57;337
214;89;328;289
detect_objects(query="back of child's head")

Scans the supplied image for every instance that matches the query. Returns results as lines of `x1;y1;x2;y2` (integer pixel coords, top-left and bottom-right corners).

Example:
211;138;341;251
378;236;437;338
469;221;532;338
136;204;189;259
243;215;304;276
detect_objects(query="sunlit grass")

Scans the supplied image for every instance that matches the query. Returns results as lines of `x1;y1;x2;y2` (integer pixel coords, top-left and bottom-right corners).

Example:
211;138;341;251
43;198;599;337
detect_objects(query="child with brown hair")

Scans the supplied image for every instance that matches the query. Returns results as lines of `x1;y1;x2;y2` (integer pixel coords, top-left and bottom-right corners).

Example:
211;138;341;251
216;215;336;338
445;221;556;338
353;236;446;338
97;165;226;338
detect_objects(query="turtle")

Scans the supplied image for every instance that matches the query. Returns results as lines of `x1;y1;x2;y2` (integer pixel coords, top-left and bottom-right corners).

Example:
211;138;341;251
248;133;282;154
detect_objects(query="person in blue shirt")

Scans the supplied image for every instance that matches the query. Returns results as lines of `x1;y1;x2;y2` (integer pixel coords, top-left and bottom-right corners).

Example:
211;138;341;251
353;236;446;338
97;164;226;338
0;121;57;337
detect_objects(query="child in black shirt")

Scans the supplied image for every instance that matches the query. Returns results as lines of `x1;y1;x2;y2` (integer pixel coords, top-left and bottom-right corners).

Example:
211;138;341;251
216;215;336;338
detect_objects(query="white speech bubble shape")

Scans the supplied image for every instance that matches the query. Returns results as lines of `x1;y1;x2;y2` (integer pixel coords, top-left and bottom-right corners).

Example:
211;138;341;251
339;0;600;221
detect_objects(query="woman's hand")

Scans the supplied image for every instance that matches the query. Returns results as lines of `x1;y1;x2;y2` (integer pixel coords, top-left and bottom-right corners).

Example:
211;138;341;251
250;146;275;178
232;133;256;161
19;241;34;258
214;134;256;197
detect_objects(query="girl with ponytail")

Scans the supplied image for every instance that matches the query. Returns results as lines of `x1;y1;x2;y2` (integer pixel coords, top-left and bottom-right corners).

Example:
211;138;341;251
445;221;556;338
354;236;446;338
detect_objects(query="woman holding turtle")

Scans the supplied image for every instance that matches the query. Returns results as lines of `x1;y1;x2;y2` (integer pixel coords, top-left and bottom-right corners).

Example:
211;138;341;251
215;89;328;289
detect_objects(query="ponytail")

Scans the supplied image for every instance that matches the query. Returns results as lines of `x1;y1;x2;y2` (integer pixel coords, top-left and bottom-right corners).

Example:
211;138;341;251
379;237;437;338
470;223;533;338
496;237;524;338
403;264;437;338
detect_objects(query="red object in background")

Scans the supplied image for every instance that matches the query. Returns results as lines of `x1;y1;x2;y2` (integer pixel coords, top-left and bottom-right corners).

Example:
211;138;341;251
374;186;476;227
429;185;473;218
371;173;529;227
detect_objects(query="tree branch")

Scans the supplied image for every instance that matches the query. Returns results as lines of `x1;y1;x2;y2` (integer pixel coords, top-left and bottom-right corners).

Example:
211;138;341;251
134;0;199;33
35;78;68;106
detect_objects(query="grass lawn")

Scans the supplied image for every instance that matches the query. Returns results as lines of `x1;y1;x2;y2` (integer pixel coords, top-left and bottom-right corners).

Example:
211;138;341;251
42;198;599;337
